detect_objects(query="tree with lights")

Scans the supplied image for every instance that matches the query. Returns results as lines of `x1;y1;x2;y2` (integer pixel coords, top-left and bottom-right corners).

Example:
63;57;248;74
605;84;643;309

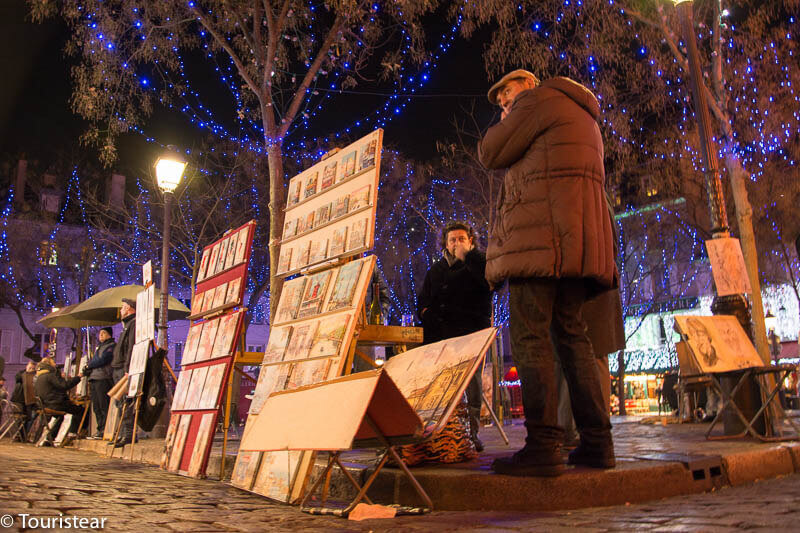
457;0;799;357
31;0;446;317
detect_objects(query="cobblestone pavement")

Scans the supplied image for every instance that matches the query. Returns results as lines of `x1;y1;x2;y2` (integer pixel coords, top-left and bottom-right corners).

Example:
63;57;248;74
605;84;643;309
1;442;799;532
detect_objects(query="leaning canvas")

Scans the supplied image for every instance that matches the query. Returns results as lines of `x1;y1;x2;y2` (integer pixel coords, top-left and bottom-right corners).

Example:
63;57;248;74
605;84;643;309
263;326;292;364
383;327;497;432
673;315;763;373
284;320;319;361
249;363;291;415
326;261;363;312
199;363;227;409
172;368;193;411
187;412;216;478
275;277;307;324
168;414;192;473
297;270;332;318
231;450;262;490
308;314;350;359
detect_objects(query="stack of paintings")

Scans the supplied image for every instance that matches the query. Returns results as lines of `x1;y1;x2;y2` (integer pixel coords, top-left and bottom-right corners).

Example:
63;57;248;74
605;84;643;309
161;220;256;480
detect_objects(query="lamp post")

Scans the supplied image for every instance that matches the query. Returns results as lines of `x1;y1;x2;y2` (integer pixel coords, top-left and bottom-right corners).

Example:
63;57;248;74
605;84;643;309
154;147;187;351
765;310;781;364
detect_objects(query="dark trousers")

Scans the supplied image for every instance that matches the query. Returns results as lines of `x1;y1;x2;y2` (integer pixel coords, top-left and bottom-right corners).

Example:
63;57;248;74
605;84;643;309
89;378;114;432
509;278;612;450
115;398;135;439
466;372;482;411
46;403;85;441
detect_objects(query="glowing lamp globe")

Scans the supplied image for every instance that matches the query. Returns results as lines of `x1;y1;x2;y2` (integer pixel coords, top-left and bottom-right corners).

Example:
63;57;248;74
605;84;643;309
765;310;777;332
155;149;187;192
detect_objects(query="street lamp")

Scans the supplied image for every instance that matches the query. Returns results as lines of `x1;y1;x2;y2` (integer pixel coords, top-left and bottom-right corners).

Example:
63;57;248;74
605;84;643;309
765;310;781;363
154;146;187;350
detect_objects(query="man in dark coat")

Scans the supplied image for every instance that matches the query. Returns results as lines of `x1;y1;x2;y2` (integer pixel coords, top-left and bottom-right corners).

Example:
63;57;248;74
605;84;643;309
479;69;616;476
417;221;492;451
83;327;116;438
110;298;136;447
34;357;83;441
11;361;37;434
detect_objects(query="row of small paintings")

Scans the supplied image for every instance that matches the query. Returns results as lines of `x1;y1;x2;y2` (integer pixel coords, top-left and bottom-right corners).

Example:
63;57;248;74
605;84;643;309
163;412;217;477
196;224;252;284
275;257;369;324
286;139;377;208
171;361;229;411
182;311;243;366
249;313;351;415
189;277;243;316
282;185;371;241
277;217;369;275
135;285;155;344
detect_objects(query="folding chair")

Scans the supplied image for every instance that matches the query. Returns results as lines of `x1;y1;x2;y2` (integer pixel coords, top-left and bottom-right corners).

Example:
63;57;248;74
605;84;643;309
0;400;27;441
705;364;800;441
34;397;67;445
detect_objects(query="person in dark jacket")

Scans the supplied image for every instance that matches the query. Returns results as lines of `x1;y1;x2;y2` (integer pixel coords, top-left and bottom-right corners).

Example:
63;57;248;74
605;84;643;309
83;327;115;438
417;221;492;451
479;69;616;477
34;357;83;441
11;361;37;434
110;298;136;447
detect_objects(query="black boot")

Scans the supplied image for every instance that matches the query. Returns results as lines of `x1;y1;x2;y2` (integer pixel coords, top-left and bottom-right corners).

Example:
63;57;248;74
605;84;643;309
567;442;616;468
468;407;484;452
492;445;565;477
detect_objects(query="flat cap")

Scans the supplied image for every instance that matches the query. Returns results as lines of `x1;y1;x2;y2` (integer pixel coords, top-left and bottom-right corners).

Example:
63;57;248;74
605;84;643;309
487;69;540;105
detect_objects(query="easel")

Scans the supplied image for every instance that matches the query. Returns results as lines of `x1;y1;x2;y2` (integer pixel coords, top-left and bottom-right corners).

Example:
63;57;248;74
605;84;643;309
347;308;509;445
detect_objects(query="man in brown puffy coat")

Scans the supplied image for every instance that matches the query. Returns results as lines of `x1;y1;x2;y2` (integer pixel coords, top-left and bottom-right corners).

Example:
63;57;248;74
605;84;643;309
479;69;616;476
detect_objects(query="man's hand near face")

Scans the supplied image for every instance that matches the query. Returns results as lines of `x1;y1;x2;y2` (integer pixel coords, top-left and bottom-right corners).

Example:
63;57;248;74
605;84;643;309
446;229;474;262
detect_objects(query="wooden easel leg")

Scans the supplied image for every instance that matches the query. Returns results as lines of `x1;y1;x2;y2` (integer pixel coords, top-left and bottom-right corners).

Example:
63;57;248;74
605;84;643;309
78;402;90;438
341;451;390;514
129;395;142;462
481;391;509;445
108;401;126;459
300;452;340;509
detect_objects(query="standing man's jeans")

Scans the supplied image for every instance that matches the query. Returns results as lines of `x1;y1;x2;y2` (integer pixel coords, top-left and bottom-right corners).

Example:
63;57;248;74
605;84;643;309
509;277;613;451
89;378;114;432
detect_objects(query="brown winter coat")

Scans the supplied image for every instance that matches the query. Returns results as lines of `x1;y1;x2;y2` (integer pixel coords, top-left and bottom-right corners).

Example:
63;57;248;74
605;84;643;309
478;77;617;290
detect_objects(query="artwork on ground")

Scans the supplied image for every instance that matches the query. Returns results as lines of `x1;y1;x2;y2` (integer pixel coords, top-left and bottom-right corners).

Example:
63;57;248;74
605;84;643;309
172;368;193;411
232;449;262;490
308;314;350;359
673;315;763;373
275;277;307;323
168;414;191;473
251;450;303;503
284;321;319;361
199;363;227;409
326;261;363;312
160;414;180;469
264;326;292;365
705;237;752;297
187;412;216;478
383;328;497;432
297;270;332;318
54;414;73;446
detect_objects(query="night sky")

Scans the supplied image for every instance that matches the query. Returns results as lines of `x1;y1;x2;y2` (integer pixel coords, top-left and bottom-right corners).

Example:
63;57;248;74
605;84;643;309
0;0;499;172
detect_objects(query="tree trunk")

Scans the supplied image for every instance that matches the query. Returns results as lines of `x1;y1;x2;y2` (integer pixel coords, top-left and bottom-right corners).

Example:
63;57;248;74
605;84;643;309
723;154;770;364
617;349;626;416
266;144;286;323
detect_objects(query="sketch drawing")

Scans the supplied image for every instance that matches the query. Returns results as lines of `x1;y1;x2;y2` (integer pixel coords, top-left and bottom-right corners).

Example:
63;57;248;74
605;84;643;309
183;323;204;365
275;277;307;323
341;150;357;179
325;261;364;312
346;217;368;251
315;203;331;227
297;270;332;318
673;315;763;373
292;241;311;271
211;282;228;310
360;138;377;170
705;238;752;297
284;320;319;361
308;314;350;358
183;365;209;410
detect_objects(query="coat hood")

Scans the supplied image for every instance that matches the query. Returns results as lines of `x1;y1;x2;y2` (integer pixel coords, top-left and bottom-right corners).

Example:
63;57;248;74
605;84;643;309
541;77;600;120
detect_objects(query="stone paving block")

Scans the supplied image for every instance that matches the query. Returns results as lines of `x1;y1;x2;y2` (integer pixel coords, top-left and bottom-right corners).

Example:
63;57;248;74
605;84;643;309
722;447;794;486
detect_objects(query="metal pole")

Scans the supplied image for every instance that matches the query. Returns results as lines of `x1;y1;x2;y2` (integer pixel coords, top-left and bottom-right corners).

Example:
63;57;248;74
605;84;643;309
159;191;173;350
676;1;729;238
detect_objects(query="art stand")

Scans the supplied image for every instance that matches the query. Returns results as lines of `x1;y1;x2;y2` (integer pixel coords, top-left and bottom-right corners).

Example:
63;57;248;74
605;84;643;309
129;393;142;462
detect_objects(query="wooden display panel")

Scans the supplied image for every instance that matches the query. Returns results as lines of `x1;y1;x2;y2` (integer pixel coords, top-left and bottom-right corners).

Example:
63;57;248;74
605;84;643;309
276;129;382;277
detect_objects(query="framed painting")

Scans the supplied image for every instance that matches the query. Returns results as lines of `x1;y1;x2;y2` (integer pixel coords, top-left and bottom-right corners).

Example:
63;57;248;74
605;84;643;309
297;270;332;319
325;261;363;312
171;368;193;411
673;315;763;373
307;314;349;359
284;320;319;361
275;277;307;324
346;217;368;251
199;363;227;409
183;365;209;410
264;326;292;364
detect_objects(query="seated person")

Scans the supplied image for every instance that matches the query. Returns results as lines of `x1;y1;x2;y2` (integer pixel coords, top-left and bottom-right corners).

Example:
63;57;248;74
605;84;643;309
34;358;84;442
